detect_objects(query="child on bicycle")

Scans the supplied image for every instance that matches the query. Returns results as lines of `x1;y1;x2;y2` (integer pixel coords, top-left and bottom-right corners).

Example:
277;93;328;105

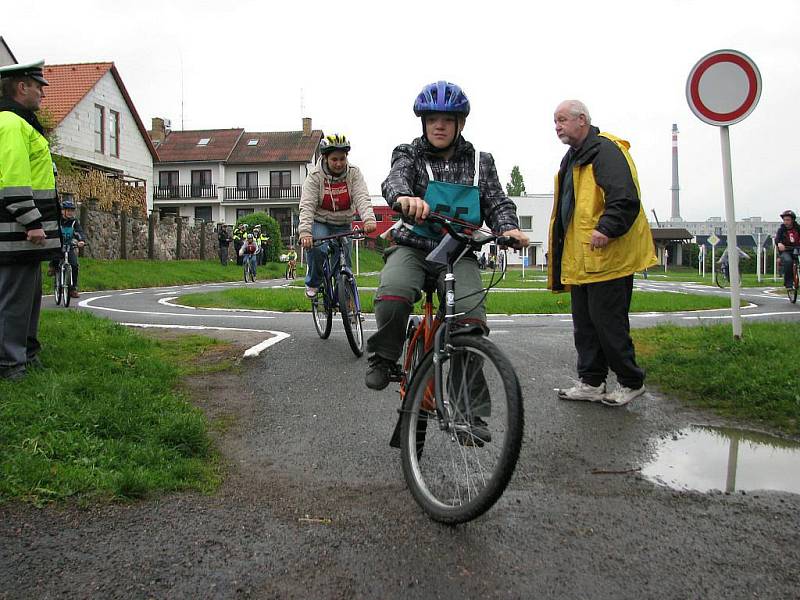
365;81;529;391
285;246;298;279
776;209;799;289
238;232;260;277
47;198;85;298
298;133;376;298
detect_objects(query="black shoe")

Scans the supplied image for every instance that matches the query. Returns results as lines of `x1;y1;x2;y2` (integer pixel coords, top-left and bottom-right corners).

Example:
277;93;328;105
365;354;400;391
457;416;492;447
0;365;26;381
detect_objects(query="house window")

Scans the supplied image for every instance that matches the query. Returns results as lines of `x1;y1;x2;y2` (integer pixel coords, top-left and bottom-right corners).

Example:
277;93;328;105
159;171;179;198
94;105;105;153
109;110;120;157
270;170;291;198
158;206;179;218
237;171;258;199
247;139;259;146
197;138;211;146
236;208;254;220
195;206;212;223
191;169;212;197
519;216;532;230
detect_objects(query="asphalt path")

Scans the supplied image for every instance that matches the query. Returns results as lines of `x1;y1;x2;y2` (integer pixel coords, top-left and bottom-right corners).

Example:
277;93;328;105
3;277;799;599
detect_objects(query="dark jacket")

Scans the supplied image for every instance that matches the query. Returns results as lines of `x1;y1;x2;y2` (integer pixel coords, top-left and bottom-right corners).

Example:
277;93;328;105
381;135;519;251
776;223;800;247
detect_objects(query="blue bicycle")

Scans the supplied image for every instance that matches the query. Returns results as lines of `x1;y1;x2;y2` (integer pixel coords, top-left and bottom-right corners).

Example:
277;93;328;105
310;229;365;357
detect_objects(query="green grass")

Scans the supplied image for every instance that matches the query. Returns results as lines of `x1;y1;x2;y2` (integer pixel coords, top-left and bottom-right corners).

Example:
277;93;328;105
179;288;733;314
633;323;800;434
0;310;224;505
41;259;302;294
636;266;784;288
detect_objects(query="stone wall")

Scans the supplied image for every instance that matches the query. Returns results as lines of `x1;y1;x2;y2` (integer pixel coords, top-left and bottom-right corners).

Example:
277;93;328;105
78;200;219;261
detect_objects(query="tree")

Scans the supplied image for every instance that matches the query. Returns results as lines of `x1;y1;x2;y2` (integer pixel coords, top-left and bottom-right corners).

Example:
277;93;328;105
506;165;526;197
237;212;284;262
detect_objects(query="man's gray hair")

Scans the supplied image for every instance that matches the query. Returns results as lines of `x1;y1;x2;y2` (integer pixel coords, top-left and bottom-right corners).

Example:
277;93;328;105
564;100;592;125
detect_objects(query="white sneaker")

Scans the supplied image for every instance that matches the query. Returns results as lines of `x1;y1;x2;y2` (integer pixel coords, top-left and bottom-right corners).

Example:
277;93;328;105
557;381;606;403
305;286;318;298
602;385;646;407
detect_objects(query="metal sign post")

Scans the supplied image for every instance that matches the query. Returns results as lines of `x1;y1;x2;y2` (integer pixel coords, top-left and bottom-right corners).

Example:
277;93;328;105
756;231;762;283
687;49;762;339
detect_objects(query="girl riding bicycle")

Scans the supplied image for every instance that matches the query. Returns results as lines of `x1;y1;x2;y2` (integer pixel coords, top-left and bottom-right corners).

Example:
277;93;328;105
298;133;376;298
364;81;529;391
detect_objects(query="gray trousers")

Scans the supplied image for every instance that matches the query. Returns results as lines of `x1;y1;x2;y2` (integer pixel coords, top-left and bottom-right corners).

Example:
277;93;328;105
366;244;486;362
0;262;42;369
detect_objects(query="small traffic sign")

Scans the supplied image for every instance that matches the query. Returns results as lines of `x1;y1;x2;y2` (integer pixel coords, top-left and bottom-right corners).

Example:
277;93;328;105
708;233;719;246
686;50;762;127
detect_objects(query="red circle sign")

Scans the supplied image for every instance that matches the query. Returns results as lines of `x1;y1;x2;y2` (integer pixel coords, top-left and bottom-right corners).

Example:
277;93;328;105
686;50;762;126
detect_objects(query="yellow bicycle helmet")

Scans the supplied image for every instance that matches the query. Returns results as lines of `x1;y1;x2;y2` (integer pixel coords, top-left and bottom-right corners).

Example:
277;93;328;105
319;133;351;154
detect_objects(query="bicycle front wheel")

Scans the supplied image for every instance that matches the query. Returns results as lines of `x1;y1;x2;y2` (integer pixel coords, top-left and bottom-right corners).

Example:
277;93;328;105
311;283;333;339
715;271;728;288
243;262;249;283
63;264;73;307
337;273;364;357
54;265;63;305
399;334;523;524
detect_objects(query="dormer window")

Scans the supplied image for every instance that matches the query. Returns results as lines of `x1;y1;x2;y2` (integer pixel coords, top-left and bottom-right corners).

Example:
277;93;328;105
247;139;259;146
197;138;211;146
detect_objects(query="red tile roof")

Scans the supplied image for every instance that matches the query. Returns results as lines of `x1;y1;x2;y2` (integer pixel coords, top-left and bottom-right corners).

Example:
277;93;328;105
40;62;158;160
155;128;245;162
227;130;323;163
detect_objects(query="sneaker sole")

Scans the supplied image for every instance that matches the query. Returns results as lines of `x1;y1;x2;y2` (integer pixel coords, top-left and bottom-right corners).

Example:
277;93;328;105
601;387;646;407
557;391;605;403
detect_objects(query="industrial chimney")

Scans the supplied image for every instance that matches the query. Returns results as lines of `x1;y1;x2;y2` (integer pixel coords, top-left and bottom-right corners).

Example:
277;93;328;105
671;123;681;221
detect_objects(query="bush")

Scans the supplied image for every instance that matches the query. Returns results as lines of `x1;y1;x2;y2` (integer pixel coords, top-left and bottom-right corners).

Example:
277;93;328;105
236;212;284;262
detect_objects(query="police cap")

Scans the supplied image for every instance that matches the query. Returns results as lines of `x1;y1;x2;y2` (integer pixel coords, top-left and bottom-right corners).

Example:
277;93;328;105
0;60;50;85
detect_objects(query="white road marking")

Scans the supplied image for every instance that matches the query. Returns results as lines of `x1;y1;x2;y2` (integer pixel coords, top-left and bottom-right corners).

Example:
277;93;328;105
120;322;291;357
119;291;143;296
157;296;283;314
681;311;800;320
78;295;275;319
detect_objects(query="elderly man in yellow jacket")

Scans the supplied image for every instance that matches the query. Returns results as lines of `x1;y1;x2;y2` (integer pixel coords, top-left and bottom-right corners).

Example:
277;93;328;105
0;60;62;380
548;100;657;407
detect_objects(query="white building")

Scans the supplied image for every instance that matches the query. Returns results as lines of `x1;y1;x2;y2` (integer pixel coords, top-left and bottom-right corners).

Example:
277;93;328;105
0;36;16;67
150;118;322;239
41;62;157;209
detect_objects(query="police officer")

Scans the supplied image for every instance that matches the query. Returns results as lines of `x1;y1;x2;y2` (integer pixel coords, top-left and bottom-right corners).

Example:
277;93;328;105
0;60;62;380
254;225;269;265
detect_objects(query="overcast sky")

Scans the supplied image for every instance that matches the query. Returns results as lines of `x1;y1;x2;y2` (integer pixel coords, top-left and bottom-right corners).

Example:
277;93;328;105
5;0;799;222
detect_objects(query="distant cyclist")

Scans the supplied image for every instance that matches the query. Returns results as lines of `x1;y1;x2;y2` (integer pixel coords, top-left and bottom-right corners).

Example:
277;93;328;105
47;198;85;298
238;232;260;277
285;246;298;279
776;209;799;290
298;134;376;298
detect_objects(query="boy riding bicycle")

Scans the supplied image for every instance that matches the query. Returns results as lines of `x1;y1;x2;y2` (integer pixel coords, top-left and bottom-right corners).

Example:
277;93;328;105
47;198;85;298
777;209;799;290
364;81;529;391
298;134;376;298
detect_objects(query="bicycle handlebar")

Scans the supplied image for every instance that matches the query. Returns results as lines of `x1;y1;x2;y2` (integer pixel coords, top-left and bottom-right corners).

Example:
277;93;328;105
391;202;522;250
311;228;366;247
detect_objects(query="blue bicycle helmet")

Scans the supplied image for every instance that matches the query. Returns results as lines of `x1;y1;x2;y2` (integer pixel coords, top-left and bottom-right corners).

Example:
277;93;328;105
413;81;470;117
61;199;76;209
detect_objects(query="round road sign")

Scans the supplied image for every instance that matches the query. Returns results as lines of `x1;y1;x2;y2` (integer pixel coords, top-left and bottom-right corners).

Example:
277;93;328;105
686;50;762;126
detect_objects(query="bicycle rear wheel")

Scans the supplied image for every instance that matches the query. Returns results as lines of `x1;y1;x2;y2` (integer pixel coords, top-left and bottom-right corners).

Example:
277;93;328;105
789;265;798;304
399;335;523;524
715;271;729;288
338;273;364;356
249;264;256;282
311;283;333;339
63;264;73;307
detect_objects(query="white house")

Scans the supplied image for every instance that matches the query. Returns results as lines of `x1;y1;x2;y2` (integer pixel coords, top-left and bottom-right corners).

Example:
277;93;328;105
0;36;16;67
149;117;322;240
41;62;157;210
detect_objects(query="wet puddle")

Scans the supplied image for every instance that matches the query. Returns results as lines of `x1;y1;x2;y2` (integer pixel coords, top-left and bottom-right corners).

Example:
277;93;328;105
642;425;800;495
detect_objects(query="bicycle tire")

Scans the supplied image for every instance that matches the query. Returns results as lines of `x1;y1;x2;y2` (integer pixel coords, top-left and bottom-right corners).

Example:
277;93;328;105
63;263;73;307
54;264;63;306
311;283;333;339
337;273;364;356
243;262;249;283
399;334;524;524
715;271;728;288
789;265;798;304
249;264;256;283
